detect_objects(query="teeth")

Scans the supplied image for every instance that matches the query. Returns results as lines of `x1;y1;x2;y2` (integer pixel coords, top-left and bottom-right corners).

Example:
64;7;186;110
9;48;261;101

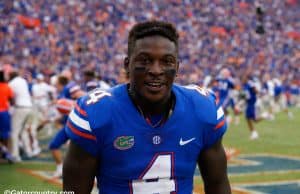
148;83;161;87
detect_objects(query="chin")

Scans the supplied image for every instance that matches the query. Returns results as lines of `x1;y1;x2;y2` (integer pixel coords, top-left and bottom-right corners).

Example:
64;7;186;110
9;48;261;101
142;92;169;104
133;84;171;104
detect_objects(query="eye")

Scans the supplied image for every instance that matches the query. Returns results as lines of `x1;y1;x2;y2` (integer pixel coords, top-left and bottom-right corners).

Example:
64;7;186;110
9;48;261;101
141;58;151;65
134;54;152;65
161;58;176;67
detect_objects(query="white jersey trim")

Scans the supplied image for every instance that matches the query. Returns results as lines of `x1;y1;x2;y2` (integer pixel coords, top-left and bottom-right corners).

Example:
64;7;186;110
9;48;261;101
69;109;91;132
217;107;224;120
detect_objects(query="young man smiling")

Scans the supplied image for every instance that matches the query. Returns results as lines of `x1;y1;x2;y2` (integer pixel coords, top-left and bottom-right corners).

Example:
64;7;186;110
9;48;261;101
63;20;231;194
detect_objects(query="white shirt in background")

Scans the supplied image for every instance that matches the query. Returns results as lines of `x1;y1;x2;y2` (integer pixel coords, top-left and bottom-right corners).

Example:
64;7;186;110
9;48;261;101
32;81;56;108
9;76;32;107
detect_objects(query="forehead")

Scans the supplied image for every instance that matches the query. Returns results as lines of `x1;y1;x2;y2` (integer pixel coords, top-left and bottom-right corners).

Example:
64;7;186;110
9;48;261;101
132;36;177;57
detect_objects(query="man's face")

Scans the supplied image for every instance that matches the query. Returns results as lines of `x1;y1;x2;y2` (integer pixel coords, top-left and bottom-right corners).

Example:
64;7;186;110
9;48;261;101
125;35;179;103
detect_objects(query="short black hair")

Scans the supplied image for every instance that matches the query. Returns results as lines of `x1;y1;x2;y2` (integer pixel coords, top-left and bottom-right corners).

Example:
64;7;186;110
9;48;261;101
128;20;179;57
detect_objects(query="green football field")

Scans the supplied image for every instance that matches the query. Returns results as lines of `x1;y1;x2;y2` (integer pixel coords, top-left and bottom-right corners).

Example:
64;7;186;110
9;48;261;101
0;107;299;194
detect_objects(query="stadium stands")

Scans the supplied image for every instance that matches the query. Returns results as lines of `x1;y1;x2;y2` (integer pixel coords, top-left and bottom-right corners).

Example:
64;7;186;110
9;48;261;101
0;0;298;87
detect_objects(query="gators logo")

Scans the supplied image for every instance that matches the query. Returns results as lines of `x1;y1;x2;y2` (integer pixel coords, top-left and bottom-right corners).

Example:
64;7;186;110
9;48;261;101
114;136;135;150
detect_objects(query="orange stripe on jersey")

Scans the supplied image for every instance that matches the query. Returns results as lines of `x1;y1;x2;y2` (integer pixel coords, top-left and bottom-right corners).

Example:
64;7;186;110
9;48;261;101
75;103;87;117
214;119;225;130
67;121;96;141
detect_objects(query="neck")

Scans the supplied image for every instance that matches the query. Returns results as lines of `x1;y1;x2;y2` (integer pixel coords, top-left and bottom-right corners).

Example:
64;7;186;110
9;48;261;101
138;96;171;116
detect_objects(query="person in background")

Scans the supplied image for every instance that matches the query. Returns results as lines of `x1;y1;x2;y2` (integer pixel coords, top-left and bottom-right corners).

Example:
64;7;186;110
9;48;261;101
49;75;85;177
213;68;235;124
82;70;99;92
261;73;275;120
241;74;262;140
8;71;34;161
0;69;14;163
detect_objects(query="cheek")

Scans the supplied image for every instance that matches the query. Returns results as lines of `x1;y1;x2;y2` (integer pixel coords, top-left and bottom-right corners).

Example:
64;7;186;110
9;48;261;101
165;68;177;84
165;68;177;78
130;72;145;86
133;67;147;73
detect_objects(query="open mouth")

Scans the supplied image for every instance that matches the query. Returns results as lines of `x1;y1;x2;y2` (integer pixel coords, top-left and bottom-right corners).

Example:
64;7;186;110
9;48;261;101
145;82;165;92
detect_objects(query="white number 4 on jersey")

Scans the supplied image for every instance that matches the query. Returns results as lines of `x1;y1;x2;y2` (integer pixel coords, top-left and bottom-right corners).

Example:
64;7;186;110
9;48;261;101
131;154;176;194
86;89;111;105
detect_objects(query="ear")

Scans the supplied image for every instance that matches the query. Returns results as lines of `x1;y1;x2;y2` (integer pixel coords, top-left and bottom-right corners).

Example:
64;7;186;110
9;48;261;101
124;57;130;74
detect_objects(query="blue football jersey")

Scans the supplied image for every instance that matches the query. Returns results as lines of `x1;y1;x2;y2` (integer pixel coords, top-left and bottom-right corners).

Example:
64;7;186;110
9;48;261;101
214;78;235;107
243;80;257;105
65;84;227;194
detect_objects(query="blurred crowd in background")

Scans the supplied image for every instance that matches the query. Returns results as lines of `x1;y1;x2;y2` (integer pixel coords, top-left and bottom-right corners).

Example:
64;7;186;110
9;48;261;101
0;0;299;86
0;0;299;171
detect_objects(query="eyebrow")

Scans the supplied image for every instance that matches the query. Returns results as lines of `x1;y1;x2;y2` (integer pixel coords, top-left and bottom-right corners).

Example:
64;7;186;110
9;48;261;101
134;52;177;59
134;52;150;57
163;54;177;59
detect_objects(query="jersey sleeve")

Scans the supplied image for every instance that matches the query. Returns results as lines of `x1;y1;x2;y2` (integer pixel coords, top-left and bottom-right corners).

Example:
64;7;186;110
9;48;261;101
190;88;227;150
64;95;99;156
203;92;227;149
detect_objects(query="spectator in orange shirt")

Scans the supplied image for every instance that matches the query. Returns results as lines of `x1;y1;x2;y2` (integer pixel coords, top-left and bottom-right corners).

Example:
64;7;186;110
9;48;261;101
0;69;14;163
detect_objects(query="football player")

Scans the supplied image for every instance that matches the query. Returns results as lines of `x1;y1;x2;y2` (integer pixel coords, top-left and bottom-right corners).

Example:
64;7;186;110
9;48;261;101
49;75;84;177
63;21;231;194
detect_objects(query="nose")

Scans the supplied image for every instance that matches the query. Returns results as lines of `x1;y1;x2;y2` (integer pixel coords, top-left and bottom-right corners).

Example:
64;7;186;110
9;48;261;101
148;60;163;76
